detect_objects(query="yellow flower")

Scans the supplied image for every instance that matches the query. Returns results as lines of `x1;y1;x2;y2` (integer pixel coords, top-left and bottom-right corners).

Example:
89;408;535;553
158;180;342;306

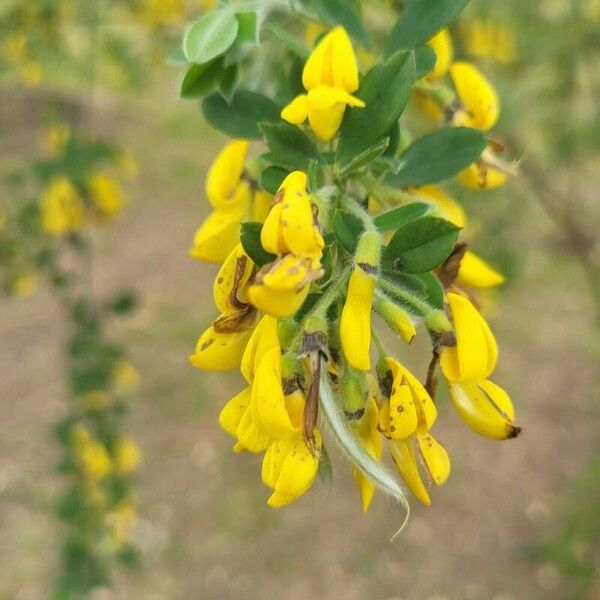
389;432;450;506
240;315;280;383
340;232;381;371
440;292;498;383
426;28;453;80
262;429;321;507
282;87;366;142
191;141;272;263
261;171;324;259
219;387;270;453
190;245;257;370
248;254;321;318
281;27;365;141
456;251;505;288
41;178;85;235
190;196;248;262
449;379;521;440
249;347;305;439
113;437;142;475
412;185;466;228
352;396;383;512
378;357;437;439
88;172;126;220
205;140;249;209
450;61;499;131
72;426;112;480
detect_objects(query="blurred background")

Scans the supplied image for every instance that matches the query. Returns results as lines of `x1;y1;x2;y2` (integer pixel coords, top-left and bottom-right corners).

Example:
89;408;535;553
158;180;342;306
1;1;599;599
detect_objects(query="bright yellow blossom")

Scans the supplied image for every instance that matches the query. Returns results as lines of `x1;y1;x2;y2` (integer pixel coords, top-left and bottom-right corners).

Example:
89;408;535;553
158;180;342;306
72;426;112;480
248;254;320;318
450;61;499;131
426;28;453;80
456;251;505;288
190;244;257;370
41;178;85;235
113;437;142;475
449;379;520;440
240;315;280;383
261;171;324;260
353;396;383;512
88;172;126;220
340;232;380;371
440;292;498;383
262;429;321;507
281;27;365;141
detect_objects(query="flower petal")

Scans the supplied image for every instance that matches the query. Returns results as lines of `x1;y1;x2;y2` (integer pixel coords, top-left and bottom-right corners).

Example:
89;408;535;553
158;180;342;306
189;322;254;371
205;140;249;208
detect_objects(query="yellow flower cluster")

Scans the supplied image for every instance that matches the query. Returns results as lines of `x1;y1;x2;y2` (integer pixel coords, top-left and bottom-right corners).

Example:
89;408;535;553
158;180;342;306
38;126;131;236
188;23;520;512
69;424;141;546
416;28;513;190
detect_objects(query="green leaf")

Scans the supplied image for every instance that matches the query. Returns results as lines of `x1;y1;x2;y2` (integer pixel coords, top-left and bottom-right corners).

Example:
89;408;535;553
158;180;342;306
240;222;276;267
260;166;289;194
386;127;486;187
319;369;409;513
337;137;390;179
374;202;430;231
383;216;460;273
219;64;238;101
314;0;369;48
337;51;414;166
332;210;364;253
263;23;309;59
417;272;444;309
384;0;469;55
414;45;437;79
183;8;239;64
180;59;224;98
260;122;321;170
235;11;259;45
202;90;280;139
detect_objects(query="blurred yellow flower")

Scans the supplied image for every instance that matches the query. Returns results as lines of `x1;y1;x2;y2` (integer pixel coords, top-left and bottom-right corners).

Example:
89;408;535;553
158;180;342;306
41;178;85;235
113;437;142;475
89;172;126;220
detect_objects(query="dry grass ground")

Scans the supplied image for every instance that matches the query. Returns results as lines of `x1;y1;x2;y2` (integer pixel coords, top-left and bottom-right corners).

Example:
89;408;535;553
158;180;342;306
1;74;599;600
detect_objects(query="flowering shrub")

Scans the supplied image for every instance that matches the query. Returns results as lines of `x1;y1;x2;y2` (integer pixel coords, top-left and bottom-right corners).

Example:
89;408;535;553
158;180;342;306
1;124;141;595
184;0;520;514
